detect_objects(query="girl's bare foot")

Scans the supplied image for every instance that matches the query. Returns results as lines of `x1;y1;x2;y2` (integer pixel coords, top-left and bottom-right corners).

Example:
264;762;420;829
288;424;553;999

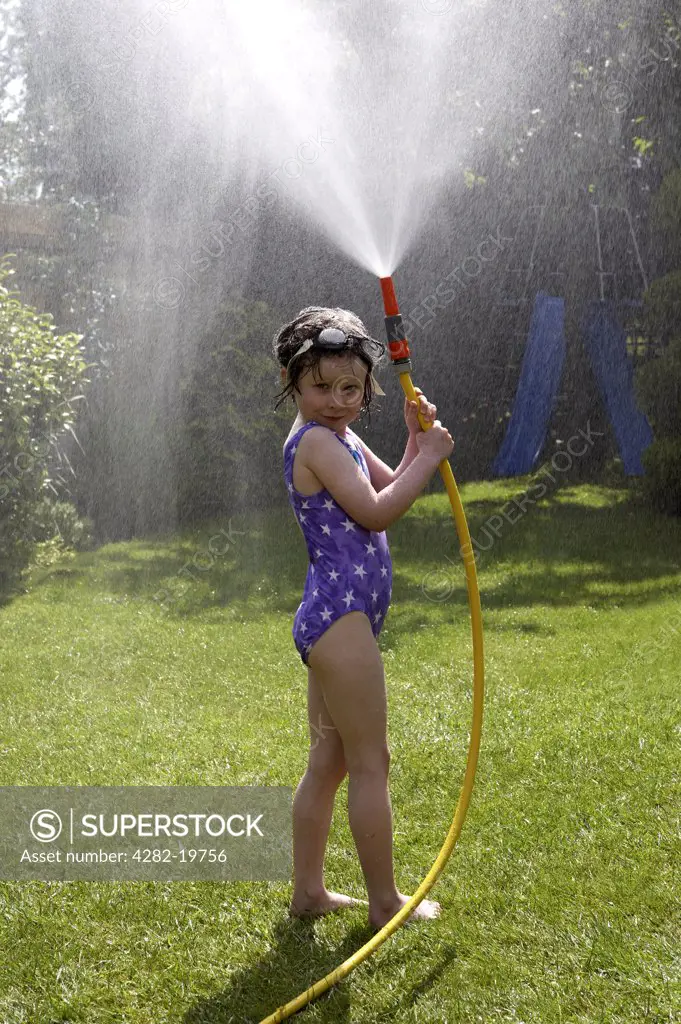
289;889;369;920
369;893;441;933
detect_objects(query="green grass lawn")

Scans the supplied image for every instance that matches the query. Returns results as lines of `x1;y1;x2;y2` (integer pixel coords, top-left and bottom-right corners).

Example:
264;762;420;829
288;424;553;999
0;479;679;1023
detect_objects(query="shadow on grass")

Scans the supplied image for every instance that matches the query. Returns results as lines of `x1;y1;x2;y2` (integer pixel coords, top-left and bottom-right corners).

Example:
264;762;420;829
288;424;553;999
6;488;680;622
182;918;359;1023
391;493;681;611
183;916;459;1024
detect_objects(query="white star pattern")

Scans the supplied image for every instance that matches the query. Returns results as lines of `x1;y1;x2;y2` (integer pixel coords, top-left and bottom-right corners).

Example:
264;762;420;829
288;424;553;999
285;427;392;664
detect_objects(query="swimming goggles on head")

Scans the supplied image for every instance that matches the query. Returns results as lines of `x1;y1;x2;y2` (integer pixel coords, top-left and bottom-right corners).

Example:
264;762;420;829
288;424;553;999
285;327;386;395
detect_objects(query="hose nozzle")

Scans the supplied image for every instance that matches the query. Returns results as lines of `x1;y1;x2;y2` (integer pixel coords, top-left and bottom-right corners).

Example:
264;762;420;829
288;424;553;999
379;275;412;366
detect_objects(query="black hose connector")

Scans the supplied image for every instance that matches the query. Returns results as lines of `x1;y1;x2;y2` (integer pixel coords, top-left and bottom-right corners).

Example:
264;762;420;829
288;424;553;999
384;314;406;343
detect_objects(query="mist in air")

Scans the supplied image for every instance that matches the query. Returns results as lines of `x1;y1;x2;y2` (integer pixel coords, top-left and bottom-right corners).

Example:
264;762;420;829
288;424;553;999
6;0;646;537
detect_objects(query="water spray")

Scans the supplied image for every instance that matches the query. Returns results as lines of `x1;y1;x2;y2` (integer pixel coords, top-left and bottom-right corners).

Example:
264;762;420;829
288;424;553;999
261;275;485;1023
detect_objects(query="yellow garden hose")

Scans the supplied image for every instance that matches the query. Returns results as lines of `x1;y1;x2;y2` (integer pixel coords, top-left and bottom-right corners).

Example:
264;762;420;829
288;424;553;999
259;276;485;1022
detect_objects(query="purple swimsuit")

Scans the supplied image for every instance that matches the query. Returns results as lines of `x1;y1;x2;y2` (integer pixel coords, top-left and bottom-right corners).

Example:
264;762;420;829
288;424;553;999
283;420;392;666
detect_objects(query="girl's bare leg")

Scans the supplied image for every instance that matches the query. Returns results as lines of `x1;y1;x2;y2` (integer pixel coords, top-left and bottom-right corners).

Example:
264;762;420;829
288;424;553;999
307;612;441;931
289;665;367;917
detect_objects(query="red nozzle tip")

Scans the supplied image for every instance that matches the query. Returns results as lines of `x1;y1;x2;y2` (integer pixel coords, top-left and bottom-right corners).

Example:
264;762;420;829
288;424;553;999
379;276;399;317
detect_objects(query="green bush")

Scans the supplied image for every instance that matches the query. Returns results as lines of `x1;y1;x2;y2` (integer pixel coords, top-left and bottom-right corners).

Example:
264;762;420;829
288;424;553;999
635;332;681;440
175;292;284;522
0;255;90;593
634;278;681;516
641;439;681;516
28;497;95;550
639;271;681;345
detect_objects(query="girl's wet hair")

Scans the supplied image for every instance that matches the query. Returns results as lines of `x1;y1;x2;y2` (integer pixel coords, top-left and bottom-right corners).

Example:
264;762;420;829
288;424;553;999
272;306;386;424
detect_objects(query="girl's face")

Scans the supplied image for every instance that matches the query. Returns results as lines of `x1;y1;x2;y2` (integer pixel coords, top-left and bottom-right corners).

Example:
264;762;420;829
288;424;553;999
281;354;368;431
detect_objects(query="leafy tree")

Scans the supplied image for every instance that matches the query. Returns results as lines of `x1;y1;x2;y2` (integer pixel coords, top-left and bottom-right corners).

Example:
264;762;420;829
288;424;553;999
0;257;89;594
175;293;285;522
634;164;681;513
3;0;680;543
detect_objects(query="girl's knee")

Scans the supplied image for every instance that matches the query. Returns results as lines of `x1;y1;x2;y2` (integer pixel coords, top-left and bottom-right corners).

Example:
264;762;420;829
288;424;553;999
345;743;390;777
307;758;347;788
307;739;347;782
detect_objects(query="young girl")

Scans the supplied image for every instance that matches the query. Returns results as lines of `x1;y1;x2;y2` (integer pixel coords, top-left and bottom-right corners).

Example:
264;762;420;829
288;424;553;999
273;305;454;932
